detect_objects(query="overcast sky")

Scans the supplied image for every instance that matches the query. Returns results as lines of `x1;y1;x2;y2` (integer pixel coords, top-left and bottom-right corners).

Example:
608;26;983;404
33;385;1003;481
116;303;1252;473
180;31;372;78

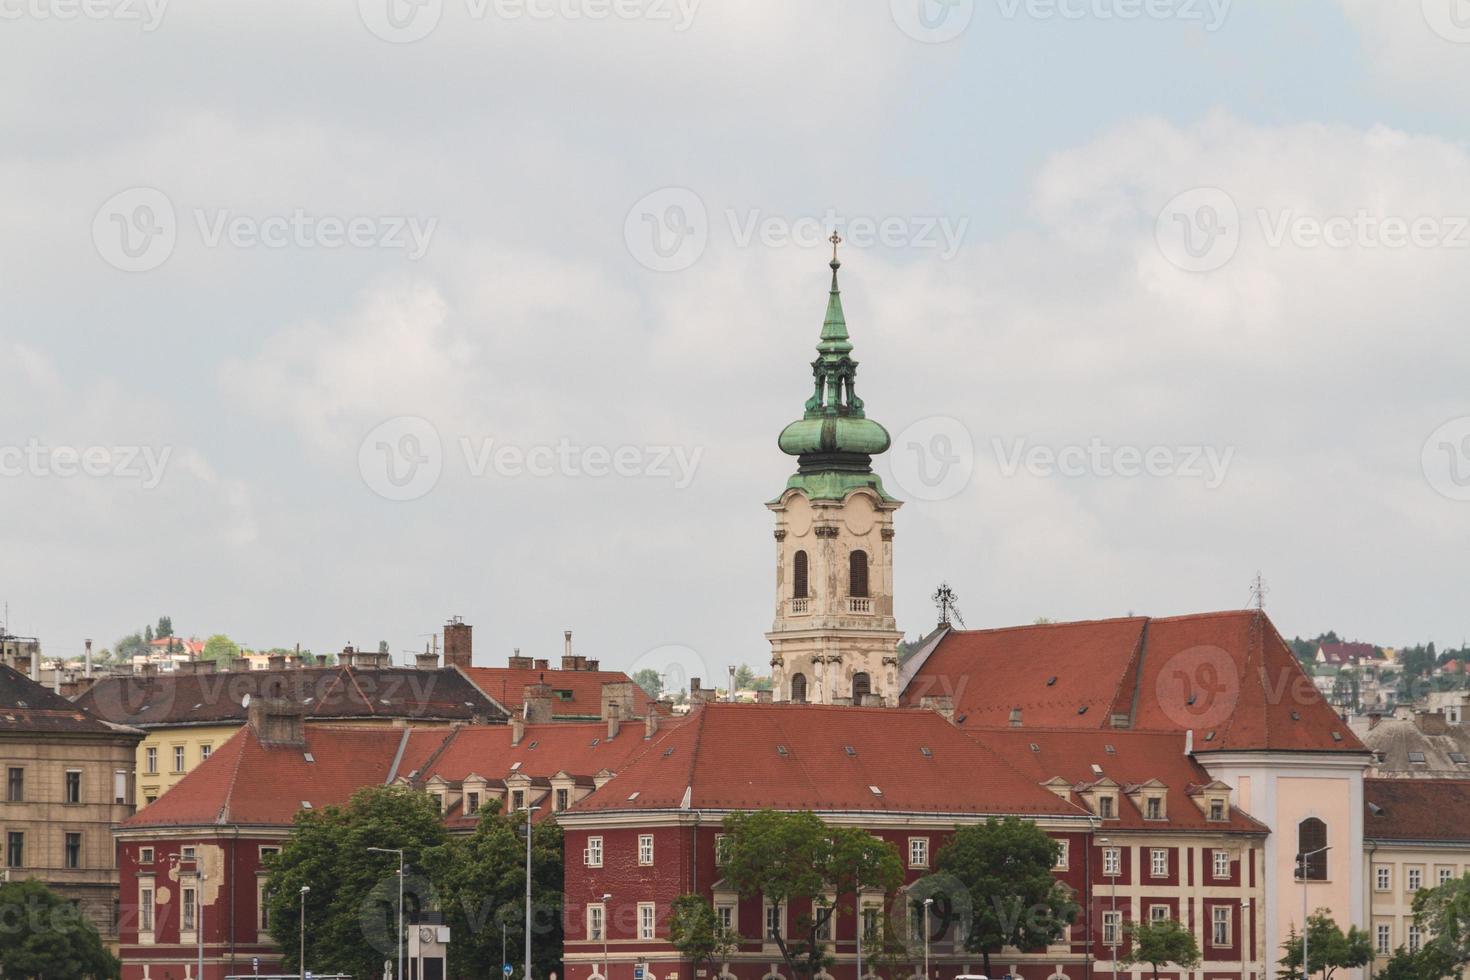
2;0;1468;682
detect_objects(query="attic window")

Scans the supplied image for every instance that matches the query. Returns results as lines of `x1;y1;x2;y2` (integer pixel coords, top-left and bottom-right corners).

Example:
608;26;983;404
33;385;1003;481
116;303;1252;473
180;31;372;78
511;762;521;771
1186;693;1197;706
1104;744;1116;754
954;714;967;724
1047;676;1057;686
303;752;315;763
1408;752;1428;764
301;801;313;809
1451;752;1468;764
1204;731;1216;742
528;741;538;750
628;791;640;801
844;745;857;757
776;745;789;757
590;738;600;746
1029;743;1040;752
1331;731;1343;742
555;690;574;701
868;785;883;796
1090;763;1104;776
1077;705;1088;715
662;747;675;758
920;747;932;758
1291;711;1301;721
1368;802;1384;816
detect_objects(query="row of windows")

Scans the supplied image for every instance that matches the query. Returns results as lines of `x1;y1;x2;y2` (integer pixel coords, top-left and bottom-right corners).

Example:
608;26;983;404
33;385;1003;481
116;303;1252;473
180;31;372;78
1;830;86;869
1097;845;1233;880
583;835;656;867
143;744;210;775
1377;923;1425;954
4;767;130;805
1375;864;1460;892
1090;793;1226;822
1101;906;1233;948
790;550;870;600
136;882;202;936
788;671;871;704
585;902;659;941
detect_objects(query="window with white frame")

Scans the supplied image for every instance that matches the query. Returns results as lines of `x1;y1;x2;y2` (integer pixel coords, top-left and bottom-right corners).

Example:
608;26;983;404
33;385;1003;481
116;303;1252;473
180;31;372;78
814;901;834;942
1408;868;1423;891
715;834;730;865
139;847;154;865
638;902;656;940
587;903;605;941
1103;846;1121;876
181;845;196;861
1151;848;1168;877
257;878;272;933
584;836;603;867
1097;795;1116;819
1145;796;1163;820
139;882;155;936
1377;924;1391;954
1103;910;1121;946
1376;866;1391;891
716;902;735;933
181;885;197;933
145;747;158;774
765;902;782;940
1213;849;1230;879
1054;840;1069;870
1409;925;1422;953
466;792;480;815
1211;906;1230;947
909;837;929;868
861;903;880;941
173;746;186;772
638;834;654;866
1209;798;1226;821
200;744;211;761
1150;905;1169;924
1441;867;1455;885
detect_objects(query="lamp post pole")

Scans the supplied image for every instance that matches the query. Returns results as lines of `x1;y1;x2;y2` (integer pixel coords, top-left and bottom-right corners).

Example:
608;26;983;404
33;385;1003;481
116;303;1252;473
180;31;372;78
1298;846;1331;980
1099;837;1118;980
923;898;934;980
198;869;206;980
367;847;406;980
299;885;310;980
601;893;613;979
525;805;539;980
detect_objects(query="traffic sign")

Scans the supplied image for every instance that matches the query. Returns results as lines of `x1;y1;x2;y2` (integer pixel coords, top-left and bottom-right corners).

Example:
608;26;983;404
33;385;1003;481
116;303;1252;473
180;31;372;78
505;965;514;976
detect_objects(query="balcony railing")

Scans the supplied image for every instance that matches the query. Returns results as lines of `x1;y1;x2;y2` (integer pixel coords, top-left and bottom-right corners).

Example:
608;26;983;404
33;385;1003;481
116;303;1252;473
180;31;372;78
848;597;872;614
789;597;810;615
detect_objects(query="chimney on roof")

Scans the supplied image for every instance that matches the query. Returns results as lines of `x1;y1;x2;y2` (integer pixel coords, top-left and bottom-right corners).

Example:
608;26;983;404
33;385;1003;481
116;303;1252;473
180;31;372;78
602;680;635;722
689;677;716;704
756;689;773;704
644;706;658;740
585;659;599;672
1415;711;1449;735
444;617;473;670
607;702;621;740
230;656;251;673
416;650;439;670
524;679;553;724
920;695;955;722
84;639;93;679
1008;706;1023;728
511;715;525;747
52;665;62;694
561;630;582;671
340;645;356;668
268;652;288;670
248;697;306;748
533;658;550;671
508;647;533;670
30;646;40;682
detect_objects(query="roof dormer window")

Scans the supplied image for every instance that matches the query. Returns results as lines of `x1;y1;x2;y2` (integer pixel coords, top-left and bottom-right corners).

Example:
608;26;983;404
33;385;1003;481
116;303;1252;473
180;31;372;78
1097;795;1115;819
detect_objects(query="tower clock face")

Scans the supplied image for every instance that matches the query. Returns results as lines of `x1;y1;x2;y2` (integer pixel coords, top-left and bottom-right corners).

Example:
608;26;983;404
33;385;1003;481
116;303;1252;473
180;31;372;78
420;927;436;943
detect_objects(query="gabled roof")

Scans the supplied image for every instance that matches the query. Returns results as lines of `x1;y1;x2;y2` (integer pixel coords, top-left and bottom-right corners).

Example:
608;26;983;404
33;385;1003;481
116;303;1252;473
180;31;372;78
964;728;1266;834
75;666;506;728
902;610;1365;754
121;724;454;828
461;666;658;720
1318;642;1381;665
569;702;1090;817
418;720;673;785
1365;778;1470;842
0;663;140;738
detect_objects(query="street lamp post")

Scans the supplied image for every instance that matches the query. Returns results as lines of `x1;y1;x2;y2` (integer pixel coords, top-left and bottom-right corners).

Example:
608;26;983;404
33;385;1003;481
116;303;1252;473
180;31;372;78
1298;846;1331;980
1100;837;1118;980
601;893;613;979
299;885;310;980
367;846;406;980
168;854;205;980
923;897;934;980
524;805;540;980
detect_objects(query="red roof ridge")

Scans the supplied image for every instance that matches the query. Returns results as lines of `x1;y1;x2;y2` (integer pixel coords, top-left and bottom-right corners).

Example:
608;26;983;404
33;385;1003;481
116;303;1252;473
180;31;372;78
215;725;251;825
944;614;1149;637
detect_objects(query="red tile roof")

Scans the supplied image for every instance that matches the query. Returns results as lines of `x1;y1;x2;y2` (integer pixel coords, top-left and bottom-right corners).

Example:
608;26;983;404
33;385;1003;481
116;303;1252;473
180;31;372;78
964;727;1267;834
1365;778;1470;842
462;667;658;720
569;702;1091;817
1318;642;1381;665
421;719;674;785
902;610;1364;754
121;725;452;828
0;663;140;737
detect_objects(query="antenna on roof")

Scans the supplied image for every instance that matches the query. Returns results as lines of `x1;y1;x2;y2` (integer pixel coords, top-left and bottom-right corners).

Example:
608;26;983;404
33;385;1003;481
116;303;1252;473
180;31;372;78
932;582;965;628
1248;571;1268;611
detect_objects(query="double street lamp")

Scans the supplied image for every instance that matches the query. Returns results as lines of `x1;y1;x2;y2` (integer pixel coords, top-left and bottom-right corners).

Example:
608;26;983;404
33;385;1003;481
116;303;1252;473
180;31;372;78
1298;845;1332;980
167;854;204;980
600;892;613;980
367;846;406;980
922;897;934;980
298;885;310;980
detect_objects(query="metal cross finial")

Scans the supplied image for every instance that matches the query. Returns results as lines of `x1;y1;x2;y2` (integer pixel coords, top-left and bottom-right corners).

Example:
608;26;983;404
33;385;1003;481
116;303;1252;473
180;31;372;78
829;231;842;262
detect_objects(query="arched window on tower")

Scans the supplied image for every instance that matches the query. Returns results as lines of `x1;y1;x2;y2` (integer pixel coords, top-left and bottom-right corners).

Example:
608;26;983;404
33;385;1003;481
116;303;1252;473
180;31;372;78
852;673;871;702
790;673;808;703
1297;818;1328;880
793;550;809;599
849;550;869;598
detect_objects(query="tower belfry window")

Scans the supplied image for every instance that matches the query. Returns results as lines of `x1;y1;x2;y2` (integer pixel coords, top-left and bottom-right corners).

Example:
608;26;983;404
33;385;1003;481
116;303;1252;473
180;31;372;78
849;550;869;598
791;672;808;703
793;550;809;599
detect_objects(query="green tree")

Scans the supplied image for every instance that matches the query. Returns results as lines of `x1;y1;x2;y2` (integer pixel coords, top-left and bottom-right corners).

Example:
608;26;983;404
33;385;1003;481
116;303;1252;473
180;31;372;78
437;800;563;980
1277;910;1373;980
631;668;664;699
1414;871;1470;967
862;909;916;980
669;894;742;973
1377;945;1456;980
1123;918;1202;980
114;631;148;660
0;879;119;979
155;616;173;638
201;634;241;663
934;816;1079;977
264;785;451;980
732;664;756;690
721;810;902;980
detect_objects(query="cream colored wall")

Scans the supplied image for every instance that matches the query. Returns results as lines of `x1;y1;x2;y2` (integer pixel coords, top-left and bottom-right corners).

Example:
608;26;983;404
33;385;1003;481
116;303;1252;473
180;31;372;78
136;724;241;805
1365;842;1470;971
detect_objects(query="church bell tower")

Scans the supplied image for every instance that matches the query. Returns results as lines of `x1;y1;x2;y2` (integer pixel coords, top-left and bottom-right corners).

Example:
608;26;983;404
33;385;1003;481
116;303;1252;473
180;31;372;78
766;237;903;706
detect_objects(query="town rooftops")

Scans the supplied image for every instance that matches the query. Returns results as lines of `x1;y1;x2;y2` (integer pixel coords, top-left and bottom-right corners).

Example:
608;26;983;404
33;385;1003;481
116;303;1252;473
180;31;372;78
461;666;657;720
567;701;1092;818
1358;713;1470;776
1365;778;1470;843
901;609;1365;754
421;719;674;785
0;662;140;738
75;665;507;728
1317;642;1382;665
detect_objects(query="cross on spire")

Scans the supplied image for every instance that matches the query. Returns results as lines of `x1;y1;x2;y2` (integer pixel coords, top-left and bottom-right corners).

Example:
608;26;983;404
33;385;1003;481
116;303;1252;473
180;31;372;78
829;230;842;264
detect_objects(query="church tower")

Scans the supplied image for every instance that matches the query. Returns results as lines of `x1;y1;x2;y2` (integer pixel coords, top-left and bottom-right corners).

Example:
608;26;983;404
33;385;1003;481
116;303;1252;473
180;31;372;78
767;238;903;706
